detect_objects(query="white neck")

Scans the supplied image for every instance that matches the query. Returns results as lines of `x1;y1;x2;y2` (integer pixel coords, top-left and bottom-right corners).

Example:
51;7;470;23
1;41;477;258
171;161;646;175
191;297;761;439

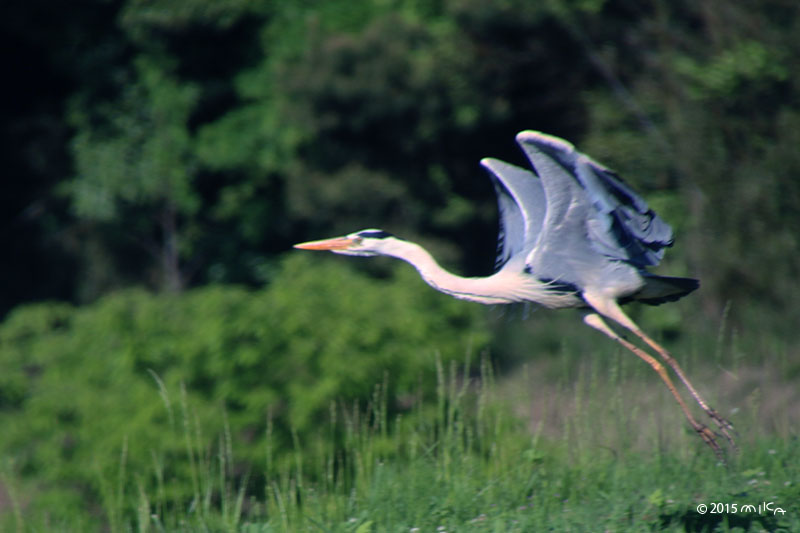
383;239;543;305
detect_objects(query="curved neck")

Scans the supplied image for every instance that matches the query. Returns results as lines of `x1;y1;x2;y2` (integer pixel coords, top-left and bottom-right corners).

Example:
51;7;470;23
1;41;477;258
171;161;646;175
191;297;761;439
384;240;520;304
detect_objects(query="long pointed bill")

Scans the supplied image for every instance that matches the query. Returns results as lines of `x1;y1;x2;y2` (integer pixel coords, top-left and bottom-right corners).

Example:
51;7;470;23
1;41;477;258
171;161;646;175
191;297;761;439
293;236;356;251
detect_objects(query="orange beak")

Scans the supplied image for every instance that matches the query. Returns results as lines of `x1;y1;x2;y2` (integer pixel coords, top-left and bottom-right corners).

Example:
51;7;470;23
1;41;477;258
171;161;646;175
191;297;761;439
293;236;356;251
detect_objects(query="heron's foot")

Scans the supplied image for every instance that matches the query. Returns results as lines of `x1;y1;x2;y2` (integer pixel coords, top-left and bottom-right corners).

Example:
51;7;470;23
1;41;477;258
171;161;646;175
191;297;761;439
693;423;726;462
706;408;738;452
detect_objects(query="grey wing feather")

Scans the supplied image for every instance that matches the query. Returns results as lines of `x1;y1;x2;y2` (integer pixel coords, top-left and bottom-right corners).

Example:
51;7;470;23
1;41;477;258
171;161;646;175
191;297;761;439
574;153;673;267
513;133;595;282
516;131;674;270
480;157;546;271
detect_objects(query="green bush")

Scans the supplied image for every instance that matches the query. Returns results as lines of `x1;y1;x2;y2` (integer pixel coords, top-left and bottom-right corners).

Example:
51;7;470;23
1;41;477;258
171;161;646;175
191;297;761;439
0;253;488;522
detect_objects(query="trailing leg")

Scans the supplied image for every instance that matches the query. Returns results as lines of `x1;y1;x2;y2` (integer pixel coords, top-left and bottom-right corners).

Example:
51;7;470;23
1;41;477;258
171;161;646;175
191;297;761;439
583;313;725;459
583;293;736;449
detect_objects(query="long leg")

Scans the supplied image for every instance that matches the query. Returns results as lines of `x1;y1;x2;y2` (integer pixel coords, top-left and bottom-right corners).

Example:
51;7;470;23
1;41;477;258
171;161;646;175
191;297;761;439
583;313;724;458
583;292;735;448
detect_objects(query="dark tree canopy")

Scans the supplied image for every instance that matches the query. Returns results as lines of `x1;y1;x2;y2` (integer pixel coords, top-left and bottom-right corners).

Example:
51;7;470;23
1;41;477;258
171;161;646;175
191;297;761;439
2;0;799;326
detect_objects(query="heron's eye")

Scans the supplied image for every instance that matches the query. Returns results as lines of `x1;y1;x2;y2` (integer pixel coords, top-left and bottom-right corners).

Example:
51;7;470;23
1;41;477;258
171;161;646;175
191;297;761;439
352;237;363;246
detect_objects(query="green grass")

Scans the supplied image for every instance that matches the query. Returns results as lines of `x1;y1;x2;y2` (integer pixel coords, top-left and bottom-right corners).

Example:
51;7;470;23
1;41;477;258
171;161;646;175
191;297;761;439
4;341;799;532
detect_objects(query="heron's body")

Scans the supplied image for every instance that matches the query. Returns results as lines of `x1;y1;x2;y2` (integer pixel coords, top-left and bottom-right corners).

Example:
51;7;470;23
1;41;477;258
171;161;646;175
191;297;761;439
367;236;695;309
295;131;734;458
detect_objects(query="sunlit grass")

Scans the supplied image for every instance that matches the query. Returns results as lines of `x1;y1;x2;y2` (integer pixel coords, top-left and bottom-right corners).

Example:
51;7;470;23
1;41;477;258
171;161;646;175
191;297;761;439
4;332;799;532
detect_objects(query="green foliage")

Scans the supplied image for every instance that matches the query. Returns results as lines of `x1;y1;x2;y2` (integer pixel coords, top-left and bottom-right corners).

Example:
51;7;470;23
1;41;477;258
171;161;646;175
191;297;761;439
67;54;202;292
674;40;789;102
55;0;599;296
70;57;200;221
5;0;800;335
120;0;270;38
4;331;799;531
0;254;488;524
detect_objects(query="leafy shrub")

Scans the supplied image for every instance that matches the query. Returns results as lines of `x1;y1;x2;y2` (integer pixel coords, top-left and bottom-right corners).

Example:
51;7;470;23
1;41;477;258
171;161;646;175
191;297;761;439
0;253;488;521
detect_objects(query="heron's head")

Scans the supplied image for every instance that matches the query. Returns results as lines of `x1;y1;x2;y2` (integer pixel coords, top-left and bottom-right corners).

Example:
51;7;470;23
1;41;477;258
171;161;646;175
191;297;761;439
294;229;399;257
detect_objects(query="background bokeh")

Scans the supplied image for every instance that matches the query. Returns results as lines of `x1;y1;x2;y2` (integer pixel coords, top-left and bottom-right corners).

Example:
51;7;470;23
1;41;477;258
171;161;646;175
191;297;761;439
1;0;798;528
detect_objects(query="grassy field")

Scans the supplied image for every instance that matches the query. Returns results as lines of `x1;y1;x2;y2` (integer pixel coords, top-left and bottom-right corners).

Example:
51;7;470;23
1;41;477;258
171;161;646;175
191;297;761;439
6;349;798;532
3;312;799;532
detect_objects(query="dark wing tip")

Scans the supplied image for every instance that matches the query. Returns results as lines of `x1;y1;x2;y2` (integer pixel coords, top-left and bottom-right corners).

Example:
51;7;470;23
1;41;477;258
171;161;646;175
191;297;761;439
630;275;700;306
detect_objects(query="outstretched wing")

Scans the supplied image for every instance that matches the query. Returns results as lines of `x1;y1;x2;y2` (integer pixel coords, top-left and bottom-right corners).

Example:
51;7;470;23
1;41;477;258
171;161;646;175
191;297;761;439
515;131;674;274
480;157;547;271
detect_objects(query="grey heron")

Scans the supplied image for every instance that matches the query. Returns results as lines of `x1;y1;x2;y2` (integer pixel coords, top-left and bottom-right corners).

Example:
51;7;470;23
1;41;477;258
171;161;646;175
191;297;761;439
295;131;734;458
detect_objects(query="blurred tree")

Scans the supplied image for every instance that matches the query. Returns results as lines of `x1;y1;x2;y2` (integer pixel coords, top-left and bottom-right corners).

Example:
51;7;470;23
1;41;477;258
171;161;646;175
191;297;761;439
575;0;800;325
69;59;199;291
70;57;200;292
2;0;799;331
198;0;596;278
64;0;270;296
0;0;125;316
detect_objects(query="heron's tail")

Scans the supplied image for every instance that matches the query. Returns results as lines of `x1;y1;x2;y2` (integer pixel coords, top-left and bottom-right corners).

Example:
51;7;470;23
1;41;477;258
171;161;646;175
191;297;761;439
630;275;699;306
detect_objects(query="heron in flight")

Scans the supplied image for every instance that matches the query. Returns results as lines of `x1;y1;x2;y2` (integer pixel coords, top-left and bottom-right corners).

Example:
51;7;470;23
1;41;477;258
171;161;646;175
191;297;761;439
295;131;734;457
